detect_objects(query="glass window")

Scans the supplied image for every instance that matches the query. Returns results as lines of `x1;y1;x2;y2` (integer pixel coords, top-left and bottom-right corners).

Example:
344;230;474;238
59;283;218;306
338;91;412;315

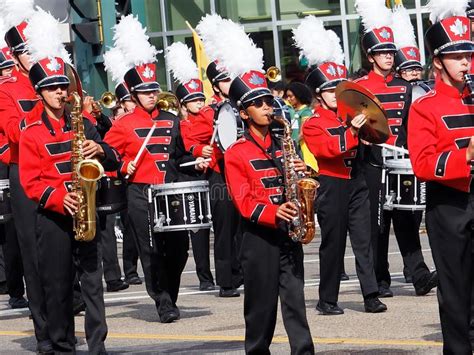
149;37;168;91
165;0;211;31
276;0;340;20
216;0;272;23
246;25;276;69
346;18;364;73
345;0;417;15
142;0;162;32
278;21;343;84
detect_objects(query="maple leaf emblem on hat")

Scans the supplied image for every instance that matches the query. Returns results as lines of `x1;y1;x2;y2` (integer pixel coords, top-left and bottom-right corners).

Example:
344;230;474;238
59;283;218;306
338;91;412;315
188;80;199;90
326;64;337;77
407;48;417;58
450;18;467;37
379;28;391;40
46;58;61;72
248;72;264;85
142;65;154;79
336;66;344;76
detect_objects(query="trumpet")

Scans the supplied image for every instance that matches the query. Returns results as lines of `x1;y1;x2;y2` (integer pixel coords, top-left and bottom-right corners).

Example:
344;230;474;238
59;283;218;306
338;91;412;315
98;91;117;109
266;66;282;82
156;91;180;115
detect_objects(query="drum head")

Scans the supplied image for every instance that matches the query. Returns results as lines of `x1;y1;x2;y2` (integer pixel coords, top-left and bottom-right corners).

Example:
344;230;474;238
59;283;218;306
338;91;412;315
216;102;241;151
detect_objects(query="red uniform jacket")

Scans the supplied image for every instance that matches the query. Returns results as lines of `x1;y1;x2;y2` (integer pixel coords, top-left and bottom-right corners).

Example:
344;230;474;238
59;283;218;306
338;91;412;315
0;133;10;165
19;111;120;215
104;106;194;184
408;79;474;193
0;69;42;164
303;106;359;179
184;105;223;173
225;130;284;229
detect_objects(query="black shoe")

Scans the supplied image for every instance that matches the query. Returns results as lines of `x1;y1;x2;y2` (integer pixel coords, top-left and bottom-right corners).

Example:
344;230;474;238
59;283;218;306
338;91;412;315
340;272;350;281
364;297;387;313
404;275;413;283
73;301;86;316
160;310;179;323
378;285;393;298
316;300;344;315
0;281;7;295
219;287;240;297
106;280;129;292
9;296;28;309
36;340;53;354
125;276;142;285
414;271;438;296
199;282;215;291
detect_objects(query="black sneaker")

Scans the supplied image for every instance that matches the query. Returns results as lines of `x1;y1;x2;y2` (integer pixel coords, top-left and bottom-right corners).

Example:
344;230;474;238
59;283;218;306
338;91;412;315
219;287;240;297
0;281;7;295
9;296;28;309
106;280;129;292
364;297;387;313
378;284;393;298
316;300;344;315
36;340;53;354
340;272;350;281
414;271;438;296
73;301;86;316
199;282;215;291
160;310;179;323
125;276;142;285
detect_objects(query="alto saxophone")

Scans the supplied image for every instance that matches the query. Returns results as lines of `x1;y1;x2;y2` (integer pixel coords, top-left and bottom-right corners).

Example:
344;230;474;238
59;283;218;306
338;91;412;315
67;92;104;242
272;115;319;244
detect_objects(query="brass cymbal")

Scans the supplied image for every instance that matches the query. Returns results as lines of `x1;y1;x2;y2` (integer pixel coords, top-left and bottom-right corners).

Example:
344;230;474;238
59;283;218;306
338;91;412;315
335;81;389;144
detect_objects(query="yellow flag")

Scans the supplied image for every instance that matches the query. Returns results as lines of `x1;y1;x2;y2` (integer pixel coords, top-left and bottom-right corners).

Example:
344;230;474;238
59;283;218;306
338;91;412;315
186;21;214;102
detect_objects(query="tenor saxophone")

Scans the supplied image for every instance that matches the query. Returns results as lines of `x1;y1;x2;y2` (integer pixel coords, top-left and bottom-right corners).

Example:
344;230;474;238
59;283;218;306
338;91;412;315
67;92;104;242
273;115;319;244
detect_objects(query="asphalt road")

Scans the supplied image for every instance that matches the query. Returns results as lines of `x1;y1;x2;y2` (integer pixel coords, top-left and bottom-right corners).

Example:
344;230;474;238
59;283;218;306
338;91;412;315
0;226;442;354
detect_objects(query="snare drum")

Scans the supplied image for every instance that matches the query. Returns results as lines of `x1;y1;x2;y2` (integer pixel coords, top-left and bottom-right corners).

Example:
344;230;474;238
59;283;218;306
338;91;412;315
149;181;212;232
0;179;12;223
383;156;426;211
215;102;244;152
96;176;127;214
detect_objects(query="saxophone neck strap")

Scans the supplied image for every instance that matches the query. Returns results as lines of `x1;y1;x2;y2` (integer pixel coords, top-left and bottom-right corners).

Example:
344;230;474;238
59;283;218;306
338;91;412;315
41;111;71;137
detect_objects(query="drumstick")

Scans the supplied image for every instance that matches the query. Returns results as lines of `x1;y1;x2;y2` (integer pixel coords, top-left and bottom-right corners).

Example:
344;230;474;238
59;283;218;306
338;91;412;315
125;123;157;179
377;143;409;155
209;122;219;146
179;158;212;167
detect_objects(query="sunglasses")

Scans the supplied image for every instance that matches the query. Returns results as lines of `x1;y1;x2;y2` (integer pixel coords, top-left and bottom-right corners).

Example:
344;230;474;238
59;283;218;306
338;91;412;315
248;96;274;108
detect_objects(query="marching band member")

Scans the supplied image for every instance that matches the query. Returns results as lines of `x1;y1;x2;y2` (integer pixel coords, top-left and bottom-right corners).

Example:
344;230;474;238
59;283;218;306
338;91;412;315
185;14;243;298
0;1;49;351
408;2;474;352
354;0;437;298
0;18;26;310
295;16;386;314
219;18;314;354
104;15;206;323
19;9;120;353
165;42;215;291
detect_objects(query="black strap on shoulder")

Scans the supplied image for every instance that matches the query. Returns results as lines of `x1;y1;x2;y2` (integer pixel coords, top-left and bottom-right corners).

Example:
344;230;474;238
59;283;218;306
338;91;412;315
244;130;284;175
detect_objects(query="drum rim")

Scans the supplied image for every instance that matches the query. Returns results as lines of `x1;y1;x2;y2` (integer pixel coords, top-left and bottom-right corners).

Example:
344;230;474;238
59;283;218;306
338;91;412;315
151;181;209;190
154;222;213;232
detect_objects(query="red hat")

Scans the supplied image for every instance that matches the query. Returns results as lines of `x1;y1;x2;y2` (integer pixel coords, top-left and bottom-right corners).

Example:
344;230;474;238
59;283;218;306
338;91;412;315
229;70;272;107
29;57;70;90
124;63;160;92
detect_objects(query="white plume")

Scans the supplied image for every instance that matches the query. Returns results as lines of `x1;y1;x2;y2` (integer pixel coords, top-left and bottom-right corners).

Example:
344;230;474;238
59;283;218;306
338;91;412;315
165;42;198;84
0;0;36;29
212;18;263;78
113;15;157;67
0;17;8;48
355;0;393;32
427;0;468;23
196;13;226;62
24;7;71;64
103;47;129;84
293;16;344;66
392;5;417;48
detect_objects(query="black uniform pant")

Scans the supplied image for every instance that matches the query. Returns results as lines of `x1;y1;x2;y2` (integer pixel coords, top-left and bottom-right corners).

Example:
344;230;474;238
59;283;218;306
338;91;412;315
240;221;314;355
208;169;242;289
121;210;140;280
98;214;122;283
425;183;474;355
2;222;24;298
36;209;107;354
9;164;48;343
316;174;378;303
364;163;430;287
127;184;189;316
190;228;214;285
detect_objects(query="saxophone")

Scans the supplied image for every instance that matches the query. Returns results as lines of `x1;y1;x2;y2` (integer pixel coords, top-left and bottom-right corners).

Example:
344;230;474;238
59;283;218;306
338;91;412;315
273;115;319;244
68;92;104;242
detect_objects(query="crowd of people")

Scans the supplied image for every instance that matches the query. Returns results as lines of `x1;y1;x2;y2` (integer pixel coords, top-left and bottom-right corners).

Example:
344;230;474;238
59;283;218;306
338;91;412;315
0;0;473;354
